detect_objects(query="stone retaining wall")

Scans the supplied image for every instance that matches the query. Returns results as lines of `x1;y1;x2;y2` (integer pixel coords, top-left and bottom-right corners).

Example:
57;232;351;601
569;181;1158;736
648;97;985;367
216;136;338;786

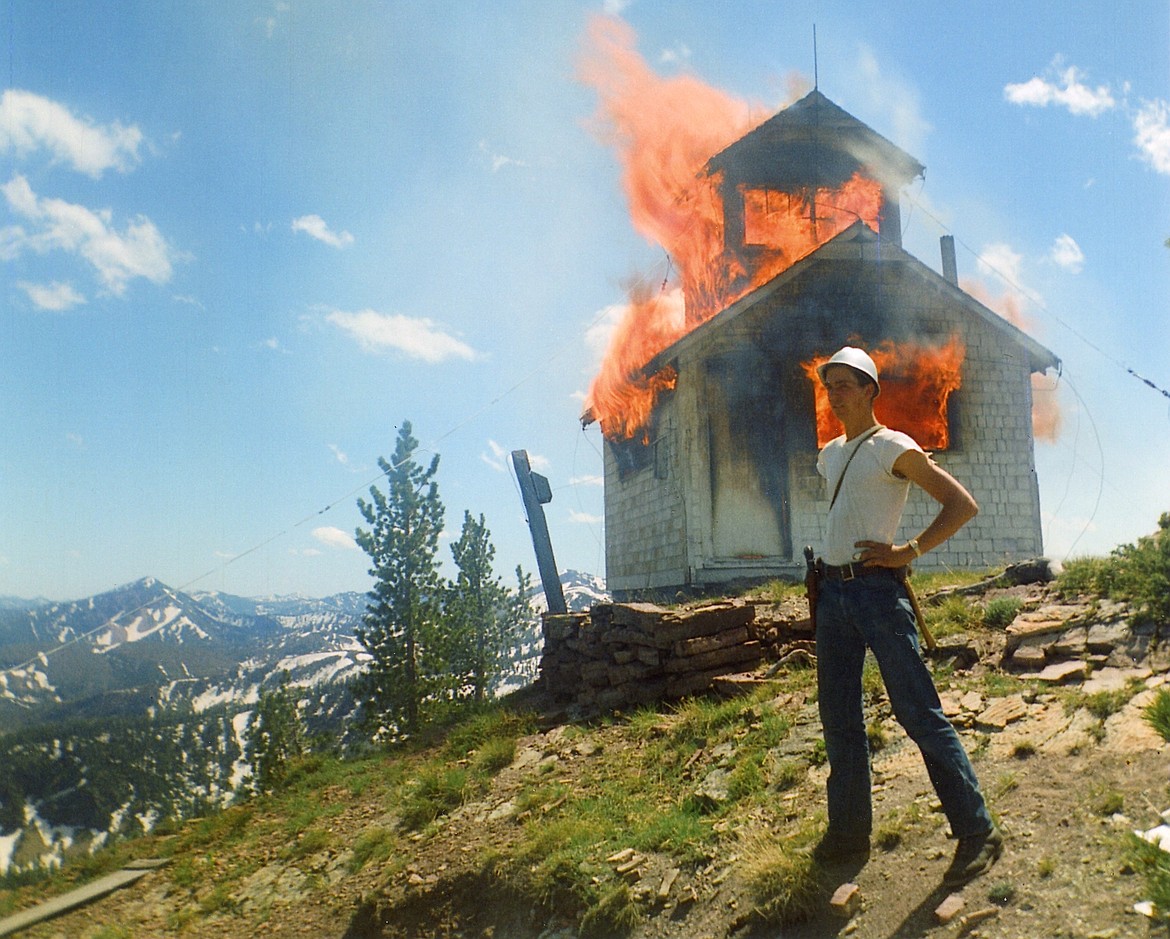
538;598;812;715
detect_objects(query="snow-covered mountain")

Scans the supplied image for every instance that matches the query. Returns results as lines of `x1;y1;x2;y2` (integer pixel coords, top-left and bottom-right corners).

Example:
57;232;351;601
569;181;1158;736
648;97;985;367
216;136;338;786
0;577;365;727
0;570;607;728
529;569;609;613
0;570;606;876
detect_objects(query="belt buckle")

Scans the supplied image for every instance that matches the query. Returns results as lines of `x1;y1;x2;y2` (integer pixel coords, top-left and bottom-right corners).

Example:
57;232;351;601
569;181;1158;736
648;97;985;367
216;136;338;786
841;563;856;582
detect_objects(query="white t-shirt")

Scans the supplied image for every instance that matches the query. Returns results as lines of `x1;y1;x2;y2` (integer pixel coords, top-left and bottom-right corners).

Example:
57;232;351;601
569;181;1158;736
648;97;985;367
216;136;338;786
816;427;922;566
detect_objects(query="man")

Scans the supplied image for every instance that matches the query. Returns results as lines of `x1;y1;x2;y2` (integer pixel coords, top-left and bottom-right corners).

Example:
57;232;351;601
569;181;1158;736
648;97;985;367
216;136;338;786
811;345;1002;888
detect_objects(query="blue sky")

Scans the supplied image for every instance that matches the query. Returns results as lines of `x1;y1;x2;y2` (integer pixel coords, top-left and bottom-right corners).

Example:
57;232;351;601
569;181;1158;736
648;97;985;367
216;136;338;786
1;1;1167;602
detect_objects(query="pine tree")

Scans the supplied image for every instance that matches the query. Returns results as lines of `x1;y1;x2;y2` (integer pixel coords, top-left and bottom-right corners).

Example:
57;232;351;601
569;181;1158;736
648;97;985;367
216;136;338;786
447;511;534;704
352;422;447;737
244;671;304;794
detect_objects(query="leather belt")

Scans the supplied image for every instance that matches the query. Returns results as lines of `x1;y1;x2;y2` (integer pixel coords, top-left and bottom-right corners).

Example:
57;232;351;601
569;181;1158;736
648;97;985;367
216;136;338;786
818;561;899;582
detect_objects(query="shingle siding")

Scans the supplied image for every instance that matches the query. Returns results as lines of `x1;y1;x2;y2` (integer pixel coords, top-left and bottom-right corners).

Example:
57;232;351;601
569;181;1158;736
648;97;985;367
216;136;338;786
604;253;1055;599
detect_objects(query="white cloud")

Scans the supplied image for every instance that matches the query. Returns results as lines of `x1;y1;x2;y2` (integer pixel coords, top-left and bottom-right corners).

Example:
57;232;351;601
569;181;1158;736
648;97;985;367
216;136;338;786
312;526;358;551
976;242;1024;287
291;213;354;248
1;174;175;294
481;439;508;473
477;140;527;172
328;443;350;466
1133;99;1170;175
1004;61;1115;117
528;452;551;472
327;308;477;363
1050;234;1085;273
257;1;290;38
569;474;604;487
603;0;631;14
659;43;692;66
18;280;85;311
569;510;603;524
0;89;143;177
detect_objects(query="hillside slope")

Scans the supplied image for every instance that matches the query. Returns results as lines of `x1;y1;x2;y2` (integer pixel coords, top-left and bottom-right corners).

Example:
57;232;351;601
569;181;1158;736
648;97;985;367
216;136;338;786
4;573;1169;939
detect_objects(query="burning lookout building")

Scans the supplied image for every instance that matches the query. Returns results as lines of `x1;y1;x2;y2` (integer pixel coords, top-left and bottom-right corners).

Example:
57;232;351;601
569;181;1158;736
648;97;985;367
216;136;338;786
586;89;1060;600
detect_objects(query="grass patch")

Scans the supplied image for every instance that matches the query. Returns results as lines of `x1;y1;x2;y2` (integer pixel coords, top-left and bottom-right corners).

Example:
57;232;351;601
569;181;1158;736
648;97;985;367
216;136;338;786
987;881;1016;905
867;717;889;752
983;596;1023;629
180;804;254;850
926;595;981;639
911;568;996;594
1127;831;1170;916
862;655;885;703
487;687;819;917
1056;512;1170;631
772;759;805;791
1011;740;1037;759
1089;786;1124;817
443;706;537;763
760;579;807;603
580;883;640;938
1062;681;1143;721
348;827;399;873
976;672;1032;698
399;765;476;832
739;827;822;926
1145;689;1170;742
279;827;332;862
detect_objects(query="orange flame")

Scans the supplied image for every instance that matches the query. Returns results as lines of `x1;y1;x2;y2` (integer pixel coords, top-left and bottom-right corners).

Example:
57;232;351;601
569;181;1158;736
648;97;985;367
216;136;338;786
580;18;889;440
961;280;1061;441
803;337;966;449
587;286;685;440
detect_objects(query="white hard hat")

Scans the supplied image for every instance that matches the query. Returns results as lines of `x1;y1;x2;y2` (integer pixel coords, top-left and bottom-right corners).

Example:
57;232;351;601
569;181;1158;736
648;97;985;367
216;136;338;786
816;346;880;395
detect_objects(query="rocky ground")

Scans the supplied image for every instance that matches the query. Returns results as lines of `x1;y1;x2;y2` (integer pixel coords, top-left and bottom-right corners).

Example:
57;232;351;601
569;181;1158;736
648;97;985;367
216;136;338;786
9;575;1170;939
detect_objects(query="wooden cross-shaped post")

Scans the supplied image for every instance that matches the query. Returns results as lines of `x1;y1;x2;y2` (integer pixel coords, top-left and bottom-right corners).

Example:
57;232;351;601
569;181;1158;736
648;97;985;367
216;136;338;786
511;449;567;615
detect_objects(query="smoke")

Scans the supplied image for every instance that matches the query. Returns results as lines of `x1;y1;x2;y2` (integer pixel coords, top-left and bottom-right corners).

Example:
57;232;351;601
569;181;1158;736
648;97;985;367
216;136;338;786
961;278;1062;442
577;15;759;253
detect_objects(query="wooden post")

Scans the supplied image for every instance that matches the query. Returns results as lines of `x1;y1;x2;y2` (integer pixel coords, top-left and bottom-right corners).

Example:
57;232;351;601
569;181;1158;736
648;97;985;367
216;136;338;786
511;449;567;615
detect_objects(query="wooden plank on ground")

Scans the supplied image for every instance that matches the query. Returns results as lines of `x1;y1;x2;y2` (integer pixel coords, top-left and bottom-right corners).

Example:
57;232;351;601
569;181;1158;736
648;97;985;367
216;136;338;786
0;860;168;937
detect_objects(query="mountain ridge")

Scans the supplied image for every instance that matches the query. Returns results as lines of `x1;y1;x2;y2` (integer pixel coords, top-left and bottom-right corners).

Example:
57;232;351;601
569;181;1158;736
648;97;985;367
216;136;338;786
0;568;604;876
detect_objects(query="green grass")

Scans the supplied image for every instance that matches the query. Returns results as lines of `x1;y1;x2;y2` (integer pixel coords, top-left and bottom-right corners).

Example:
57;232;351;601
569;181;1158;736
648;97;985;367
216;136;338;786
181;804;255;849
580;883;640;938
926;595;981;639
760;579;808;603
1056;512;1170;630
17;567;1056;938
911;568;996;594
483;686;820;920
399;764;476;831
348;827;399;873
1127;832;1170;916
983;597;1023;629
1145;689;1170;742
739;824;823;926
987;881;1016;905
1061;681;1144;721
1089;786;1124;817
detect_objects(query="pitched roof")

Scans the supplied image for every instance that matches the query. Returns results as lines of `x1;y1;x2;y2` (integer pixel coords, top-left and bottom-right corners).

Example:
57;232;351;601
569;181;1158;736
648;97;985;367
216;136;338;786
645;222;1060;375
706;89;925;191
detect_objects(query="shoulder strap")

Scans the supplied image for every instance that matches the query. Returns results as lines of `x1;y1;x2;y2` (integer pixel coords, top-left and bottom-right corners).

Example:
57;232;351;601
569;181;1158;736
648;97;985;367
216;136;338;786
829;425;883;511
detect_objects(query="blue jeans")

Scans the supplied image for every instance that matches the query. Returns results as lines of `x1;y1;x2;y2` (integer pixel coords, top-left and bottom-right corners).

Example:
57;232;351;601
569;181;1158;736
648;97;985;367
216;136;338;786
815;572;992;840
